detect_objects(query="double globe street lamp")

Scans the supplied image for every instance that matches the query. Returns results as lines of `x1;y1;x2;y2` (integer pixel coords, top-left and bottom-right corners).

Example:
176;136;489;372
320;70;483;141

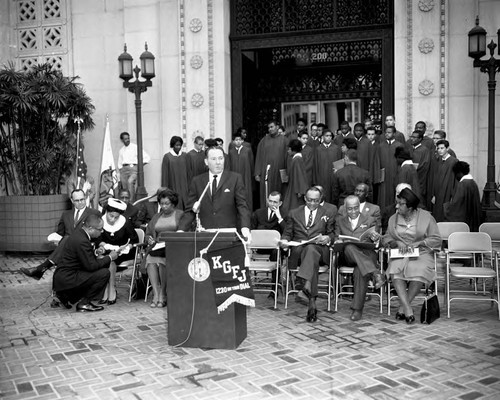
468;17;500;221
118;43;155;200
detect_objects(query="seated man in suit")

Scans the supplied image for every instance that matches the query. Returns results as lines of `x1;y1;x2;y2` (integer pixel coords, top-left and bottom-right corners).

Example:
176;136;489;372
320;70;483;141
279;187;334;323
53;214;118;312
334;195;385;321
339;183;381;231
118;188;141;228
20;189;101;280
314;185;338;218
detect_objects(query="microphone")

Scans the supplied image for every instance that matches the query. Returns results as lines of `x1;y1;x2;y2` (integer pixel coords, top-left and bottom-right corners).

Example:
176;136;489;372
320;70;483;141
192;180;211;213
264;164;270;181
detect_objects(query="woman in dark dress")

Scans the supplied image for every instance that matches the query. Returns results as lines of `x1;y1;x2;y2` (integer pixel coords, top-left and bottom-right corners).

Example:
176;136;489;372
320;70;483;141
145;189;184;308
98;198;138;304
160;136;191;210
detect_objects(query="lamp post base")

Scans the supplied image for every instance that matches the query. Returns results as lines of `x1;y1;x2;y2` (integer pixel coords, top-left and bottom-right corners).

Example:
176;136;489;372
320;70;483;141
482;184;500;222
135;186;148;201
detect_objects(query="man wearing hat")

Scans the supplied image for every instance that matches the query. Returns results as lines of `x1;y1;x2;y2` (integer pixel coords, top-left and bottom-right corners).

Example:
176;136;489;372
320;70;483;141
20;189;101;280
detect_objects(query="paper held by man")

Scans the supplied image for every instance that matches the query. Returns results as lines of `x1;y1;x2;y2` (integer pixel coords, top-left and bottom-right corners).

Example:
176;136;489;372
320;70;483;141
338;226;377;242
285;235;321;247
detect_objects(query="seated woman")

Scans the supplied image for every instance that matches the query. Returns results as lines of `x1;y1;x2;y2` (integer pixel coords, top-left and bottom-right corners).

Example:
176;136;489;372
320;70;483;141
145;188;184;308
99;198;139;304
382;188;441;324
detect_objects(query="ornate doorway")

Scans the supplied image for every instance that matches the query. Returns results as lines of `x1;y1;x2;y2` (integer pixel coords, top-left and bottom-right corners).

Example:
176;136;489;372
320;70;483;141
230;0;394;146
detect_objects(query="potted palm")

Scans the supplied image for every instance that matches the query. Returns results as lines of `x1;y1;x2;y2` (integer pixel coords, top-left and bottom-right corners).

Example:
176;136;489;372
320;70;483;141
0;62;95;251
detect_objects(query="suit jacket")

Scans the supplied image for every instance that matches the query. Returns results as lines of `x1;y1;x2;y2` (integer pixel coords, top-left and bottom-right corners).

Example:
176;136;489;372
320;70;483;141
331;164;372;206
320;202;338;219
56;207;101;237
124;203;140;228
334;213;378;241
338;202;381;231
251;207;286;233
282;205;334;243
178;171;251;231
53;228;111;292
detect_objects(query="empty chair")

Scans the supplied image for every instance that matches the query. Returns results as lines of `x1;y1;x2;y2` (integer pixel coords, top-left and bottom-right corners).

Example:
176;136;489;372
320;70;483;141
446;232;500;319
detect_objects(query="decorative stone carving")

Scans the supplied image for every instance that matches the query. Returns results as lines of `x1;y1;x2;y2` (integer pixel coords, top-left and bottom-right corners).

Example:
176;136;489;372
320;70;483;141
191;93;204;107
190;55;203;69
418;38;434;54
418;80;434;96
418;0;434;12
189;18;203;33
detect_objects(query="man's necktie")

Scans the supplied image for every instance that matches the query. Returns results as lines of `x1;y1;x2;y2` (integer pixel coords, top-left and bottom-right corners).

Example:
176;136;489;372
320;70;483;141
212;175;218;198
74;210;81;227
269;211;275;221
306;210;313;229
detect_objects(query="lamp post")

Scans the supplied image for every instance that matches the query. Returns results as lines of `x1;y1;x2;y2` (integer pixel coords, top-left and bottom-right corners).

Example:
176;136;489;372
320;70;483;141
118;43;155;201
468;17;500;221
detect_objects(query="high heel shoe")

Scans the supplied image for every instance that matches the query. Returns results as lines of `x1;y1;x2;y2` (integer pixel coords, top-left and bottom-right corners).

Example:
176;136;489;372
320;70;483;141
405;315;415;325
306;307;317;323
395;312;406;321
107;290;117;305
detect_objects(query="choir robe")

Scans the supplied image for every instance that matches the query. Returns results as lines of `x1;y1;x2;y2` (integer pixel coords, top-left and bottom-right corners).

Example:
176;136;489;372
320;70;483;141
394;129;406;144
334;132;355;147
313;143;342;203
410;144;431;208
374;139;404;210
228;141;251;152
443;176;481;232
255;134;288;207
283;154;308;213
161;151;191;210
397;161;424;206
301;144;314;186
355;136;374;173
187;149;207;178
431;155;458;222
228;145;255;211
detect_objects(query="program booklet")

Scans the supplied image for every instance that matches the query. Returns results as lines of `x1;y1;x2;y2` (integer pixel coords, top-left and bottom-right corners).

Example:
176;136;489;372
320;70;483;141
338;226;377;242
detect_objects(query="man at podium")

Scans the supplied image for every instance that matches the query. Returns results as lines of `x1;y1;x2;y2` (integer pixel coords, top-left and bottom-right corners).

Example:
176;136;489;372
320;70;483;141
178;144;251;239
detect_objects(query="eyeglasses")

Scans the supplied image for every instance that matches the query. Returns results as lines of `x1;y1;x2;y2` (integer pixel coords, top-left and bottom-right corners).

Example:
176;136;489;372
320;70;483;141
305;197;320;203
73;198;86;203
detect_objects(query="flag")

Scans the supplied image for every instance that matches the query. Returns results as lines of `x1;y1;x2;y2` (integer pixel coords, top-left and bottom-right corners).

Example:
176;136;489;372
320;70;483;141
76;144;87;188
98;117;119;210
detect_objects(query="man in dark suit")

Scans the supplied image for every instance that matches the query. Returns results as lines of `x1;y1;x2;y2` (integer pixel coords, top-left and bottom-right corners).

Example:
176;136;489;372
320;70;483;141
338;183;381;231
53;214;118;312
331;149;372;207
118;189;141;228
280;187;334;322
251;191;286;233
178;146;251;239
20;189;101;280
335;195;385;321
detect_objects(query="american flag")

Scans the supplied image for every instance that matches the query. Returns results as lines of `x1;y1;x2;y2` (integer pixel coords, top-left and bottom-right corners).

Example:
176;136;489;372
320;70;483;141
76;145;87;188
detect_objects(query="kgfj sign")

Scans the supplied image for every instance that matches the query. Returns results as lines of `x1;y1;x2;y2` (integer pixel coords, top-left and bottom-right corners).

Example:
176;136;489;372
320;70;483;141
204;244;255;313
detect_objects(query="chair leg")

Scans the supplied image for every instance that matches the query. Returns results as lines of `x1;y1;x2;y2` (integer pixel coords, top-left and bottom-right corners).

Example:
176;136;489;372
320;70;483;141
285;270;290;309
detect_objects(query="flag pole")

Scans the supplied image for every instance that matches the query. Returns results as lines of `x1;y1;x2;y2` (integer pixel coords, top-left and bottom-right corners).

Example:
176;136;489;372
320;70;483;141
74;117;83;188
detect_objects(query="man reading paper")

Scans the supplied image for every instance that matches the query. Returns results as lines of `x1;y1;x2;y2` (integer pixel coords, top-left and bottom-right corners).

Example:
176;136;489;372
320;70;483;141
334;195;386;321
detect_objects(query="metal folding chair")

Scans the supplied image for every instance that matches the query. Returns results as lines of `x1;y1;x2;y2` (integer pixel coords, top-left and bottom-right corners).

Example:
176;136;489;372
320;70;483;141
248;230;282;309
479;223;500;253
446;232;500;319
120;229;146;302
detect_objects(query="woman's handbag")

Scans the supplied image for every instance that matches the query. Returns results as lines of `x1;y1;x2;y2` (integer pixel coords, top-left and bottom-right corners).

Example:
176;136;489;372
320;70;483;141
420;288;440;324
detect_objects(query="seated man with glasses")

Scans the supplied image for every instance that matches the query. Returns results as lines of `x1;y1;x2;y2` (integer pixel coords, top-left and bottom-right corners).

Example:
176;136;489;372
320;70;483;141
53;214;118;312
279;187;334;323
20;189;101;281
334;195;385;321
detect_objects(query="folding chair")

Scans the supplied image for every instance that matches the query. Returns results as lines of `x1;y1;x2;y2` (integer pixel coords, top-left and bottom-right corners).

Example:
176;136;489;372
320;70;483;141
446;232;500;319
334;245;384;314
248;230;282;309
479;223;500;253
118;228;146;302
284;247;334;311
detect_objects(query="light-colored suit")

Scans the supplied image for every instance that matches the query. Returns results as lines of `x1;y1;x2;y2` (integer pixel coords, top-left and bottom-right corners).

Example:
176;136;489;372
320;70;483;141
338;201;381;232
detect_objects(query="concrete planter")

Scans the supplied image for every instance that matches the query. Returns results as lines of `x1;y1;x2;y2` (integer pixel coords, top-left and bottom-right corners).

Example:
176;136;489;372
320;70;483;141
0;194;71;252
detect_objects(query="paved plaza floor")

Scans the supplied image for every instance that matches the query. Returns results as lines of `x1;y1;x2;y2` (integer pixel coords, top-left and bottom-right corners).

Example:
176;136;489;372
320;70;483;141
1;253;499;400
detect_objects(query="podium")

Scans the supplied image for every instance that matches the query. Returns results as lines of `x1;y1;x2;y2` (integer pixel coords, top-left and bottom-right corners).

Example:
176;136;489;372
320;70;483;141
159;232;247;349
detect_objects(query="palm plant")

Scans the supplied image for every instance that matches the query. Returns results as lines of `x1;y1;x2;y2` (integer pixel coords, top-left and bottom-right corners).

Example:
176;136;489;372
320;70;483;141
0;62;95;195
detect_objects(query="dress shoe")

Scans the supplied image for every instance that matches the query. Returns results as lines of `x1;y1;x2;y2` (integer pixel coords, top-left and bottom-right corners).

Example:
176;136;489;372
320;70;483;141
306;307;317;322
350;310;363;321
395;312;406;321
296;289;310;305
56;296;72;309
98;299;108;305
76;302;104;312
20;266;45;280
405;315;416;325
373;272;386;290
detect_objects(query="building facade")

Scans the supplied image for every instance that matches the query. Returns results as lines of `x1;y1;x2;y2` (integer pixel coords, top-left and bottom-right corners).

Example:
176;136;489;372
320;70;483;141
1;0;499;202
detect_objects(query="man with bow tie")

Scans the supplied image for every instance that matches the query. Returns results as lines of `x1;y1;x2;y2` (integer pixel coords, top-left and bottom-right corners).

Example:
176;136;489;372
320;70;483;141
20;189;101;280
334;195;385;321
279;187;334;323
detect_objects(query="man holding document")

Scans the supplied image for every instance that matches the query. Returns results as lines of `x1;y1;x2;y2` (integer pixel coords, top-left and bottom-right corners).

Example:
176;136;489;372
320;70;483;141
279;187;334;323
334;195;386;321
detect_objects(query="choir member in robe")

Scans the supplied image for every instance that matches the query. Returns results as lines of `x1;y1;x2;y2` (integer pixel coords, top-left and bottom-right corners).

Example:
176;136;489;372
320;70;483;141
283;139;308;213
228;132;255;211
408;130;431;208
363;127;379;188
395;147;424;206
430;139;458;222
313;130;342;203
161;136;191;210
414;121;436;152
334;121;355;147
373;126;404;210
353;123;372;173
299;132;314;186
187;136;207;178
254;121;289;208
444;161;482;231
228;127;251;152
385;115;406;144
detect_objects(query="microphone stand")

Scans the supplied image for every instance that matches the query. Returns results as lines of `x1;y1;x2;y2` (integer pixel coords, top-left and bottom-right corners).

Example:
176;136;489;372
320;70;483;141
193;181;211;232
264;164;270;200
